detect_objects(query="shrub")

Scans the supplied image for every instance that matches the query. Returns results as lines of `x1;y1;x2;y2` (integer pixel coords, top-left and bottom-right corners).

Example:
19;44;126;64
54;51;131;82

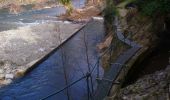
132;0;170;17
58;0;73;15
104;0;118;35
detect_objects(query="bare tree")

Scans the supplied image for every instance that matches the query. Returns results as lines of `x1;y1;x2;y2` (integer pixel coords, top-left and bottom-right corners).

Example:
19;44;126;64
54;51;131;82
56;25;70;100
82;29;94;97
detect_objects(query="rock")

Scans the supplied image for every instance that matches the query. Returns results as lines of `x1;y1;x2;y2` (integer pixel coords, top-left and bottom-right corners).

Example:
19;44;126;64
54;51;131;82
3;79;12;84
0;74;5;80
122;96;128;100
3;61;11;69
0;69;4;74
114;65;170;100
39;48;45;52
5;74;14;79
15;69;25;78
5;69;11;74
64;21;71;24
134;95;142;100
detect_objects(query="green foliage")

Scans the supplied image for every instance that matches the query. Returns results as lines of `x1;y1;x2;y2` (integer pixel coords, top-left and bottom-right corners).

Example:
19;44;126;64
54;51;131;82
142;1;158;16
58;0;73;15
104;0;118;24
104;0;117;35
58;0;71;6
132;0;170;17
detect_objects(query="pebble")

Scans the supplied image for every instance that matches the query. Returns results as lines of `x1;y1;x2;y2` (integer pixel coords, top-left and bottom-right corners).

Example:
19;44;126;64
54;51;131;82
5;69;11;74
0;69;4;74
5;74;14;79
0;74;5;80
122;96;128;100
3;79;12;84
15;69;25;78
39;48;45;52
64;21;71;24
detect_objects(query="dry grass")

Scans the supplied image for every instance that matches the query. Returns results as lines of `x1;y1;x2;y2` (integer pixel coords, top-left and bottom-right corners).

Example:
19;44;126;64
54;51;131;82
59;5;101;21
58;0;104;21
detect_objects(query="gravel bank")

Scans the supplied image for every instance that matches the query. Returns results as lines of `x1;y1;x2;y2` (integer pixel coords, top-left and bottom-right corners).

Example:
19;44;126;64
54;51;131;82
0;21;83;87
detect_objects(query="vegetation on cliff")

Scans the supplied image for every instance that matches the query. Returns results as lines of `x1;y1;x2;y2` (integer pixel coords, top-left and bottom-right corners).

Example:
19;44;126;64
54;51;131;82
58;0;73;15
131;0;170;36
103;0;170;99
132;0;170;17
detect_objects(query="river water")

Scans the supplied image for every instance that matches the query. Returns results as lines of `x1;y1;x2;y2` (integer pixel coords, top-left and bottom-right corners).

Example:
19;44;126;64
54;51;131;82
0;0;105;100
0;0;86;31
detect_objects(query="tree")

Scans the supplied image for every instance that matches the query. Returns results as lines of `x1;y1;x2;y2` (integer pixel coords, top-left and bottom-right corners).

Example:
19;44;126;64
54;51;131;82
131;0;170;17
58;0;73;15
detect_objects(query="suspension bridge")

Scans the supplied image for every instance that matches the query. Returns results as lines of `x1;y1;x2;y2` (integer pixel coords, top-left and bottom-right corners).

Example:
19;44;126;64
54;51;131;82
40;16;142;100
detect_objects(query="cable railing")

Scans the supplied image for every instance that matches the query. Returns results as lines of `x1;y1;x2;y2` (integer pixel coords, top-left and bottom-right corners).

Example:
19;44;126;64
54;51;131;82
40;74;88;100
40;36;114;100
40;16;138;100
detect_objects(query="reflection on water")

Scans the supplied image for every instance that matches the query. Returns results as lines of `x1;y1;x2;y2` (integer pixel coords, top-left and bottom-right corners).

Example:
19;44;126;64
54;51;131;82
0;0;105;99
0;19;104;100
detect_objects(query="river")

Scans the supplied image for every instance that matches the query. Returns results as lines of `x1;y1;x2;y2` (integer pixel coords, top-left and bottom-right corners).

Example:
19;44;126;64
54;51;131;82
0;0;105;100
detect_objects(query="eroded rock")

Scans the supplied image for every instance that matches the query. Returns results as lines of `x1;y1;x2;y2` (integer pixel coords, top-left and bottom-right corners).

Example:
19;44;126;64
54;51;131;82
5;74;14;79
115;65;170;100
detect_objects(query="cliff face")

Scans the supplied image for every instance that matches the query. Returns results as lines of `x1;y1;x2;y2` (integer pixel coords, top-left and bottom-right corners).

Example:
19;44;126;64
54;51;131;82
108;2;170;100
115;64;170;100
114;10;170;100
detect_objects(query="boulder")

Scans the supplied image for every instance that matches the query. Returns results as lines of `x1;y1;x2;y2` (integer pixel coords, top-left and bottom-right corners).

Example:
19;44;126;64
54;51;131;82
5;74;14;79
15;69;25;78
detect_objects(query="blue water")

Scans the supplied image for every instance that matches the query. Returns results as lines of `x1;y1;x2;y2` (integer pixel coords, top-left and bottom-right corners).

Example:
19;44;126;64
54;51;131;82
0;0;105;99
0;18;104;100
0;0;86;27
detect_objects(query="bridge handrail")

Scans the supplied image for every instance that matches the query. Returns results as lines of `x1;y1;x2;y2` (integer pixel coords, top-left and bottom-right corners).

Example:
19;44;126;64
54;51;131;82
40;18;113;100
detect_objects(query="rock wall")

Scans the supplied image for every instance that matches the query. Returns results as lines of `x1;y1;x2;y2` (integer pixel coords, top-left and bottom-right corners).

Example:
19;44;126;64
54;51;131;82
115;64;170;100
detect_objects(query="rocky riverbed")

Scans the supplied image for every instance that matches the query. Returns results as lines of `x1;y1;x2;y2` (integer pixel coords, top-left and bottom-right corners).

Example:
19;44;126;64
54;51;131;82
0;21;83;87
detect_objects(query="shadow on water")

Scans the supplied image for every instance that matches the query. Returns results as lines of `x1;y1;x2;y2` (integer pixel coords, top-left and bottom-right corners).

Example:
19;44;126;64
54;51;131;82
0;20;105;100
